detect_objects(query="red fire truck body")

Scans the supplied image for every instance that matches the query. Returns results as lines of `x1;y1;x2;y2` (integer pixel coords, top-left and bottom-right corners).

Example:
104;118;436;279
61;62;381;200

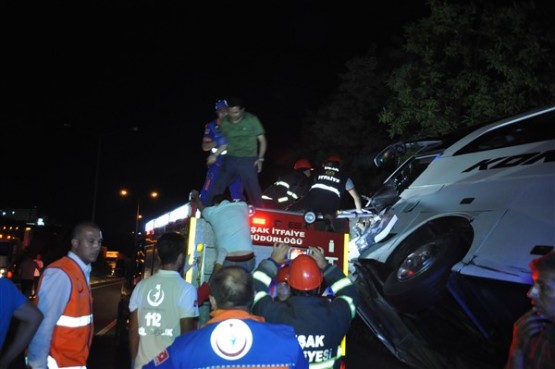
144;204;350;288
139;203;353;364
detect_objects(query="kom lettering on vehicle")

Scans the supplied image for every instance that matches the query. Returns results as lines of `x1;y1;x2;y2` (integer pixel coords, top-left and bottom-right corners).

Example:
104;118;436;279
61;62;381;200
463;150;555;172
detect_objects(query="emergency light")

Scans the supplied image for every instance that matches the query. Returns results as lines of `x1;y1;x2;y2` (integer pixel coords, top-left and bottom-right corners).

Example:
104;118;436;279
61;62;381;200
251;217;267;226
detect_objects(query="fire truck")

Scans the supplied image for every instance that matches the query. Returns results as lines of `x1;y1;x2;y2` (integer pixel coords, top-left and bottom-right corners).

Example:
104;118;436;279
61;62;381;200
143;202;351;297
139;201;359;363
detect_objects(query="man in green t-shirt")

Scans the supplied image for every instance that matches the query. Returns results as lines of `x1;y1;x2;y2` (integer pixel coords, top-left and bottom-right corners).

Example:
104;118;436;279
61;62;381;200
206;97;267;207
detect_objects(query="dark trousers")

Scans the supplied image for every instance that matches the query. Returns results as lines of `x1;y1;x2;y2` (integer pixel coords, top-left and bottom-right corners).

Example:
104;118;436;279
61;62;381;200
208;155;263;207
21;279;34;298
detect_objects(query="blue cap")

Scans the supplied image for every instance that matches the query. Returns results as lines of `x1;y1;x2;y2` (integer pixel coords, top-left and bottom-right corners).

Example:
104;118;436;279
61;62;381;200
214;99;228;111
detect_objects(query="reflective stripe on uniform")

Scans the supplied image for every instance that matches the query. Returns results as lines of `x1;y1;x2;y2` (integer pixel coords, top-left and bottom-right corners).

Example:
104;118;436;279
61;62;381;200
310;183;340;197
329;277;357;317
56;314;93;328
210;147;227;155
309;354;341;369
48;355;86;369
277;197;289;203
337;295;357;318
329;277;352;294
252;270;272;287
286;191;299;199
275;181;290;188
254;290;270;305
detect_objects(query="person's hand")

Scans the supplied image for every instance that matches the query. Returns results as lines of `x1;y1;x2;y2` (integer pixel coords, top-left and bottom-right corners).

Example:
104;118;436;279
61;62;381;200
207;154;217;166
254;159;264;173
190;190;200;200
270;243;290;265
510;307;547;353
308;246;328;269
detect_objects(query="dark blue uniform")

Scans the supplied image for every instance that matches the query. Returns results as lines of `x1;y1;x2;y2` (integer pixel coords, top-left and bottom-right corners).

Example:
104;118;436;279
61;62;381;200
290;163;350;216
252;259;360;369
143;312;308;369
262;170;311;209
200;118;244;204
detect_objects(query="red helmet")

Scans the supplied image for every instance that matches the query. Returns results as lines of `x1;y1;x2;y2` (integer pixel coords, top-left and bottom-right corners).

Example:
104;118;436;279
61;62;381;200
276;265;289;283
288;255;323;291
294;159;313;171
323;155;342;166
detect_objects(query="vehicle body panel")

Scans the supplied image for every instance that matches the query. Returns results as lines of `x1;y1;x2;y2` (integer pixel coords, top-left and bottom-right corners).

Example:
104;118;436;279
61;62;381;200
354;104;555;369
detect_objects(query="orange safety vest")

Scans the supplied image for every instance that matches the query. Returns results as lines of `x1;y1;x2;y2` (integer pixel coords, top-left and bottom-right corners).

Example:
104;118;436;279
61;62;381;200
36;256;93;368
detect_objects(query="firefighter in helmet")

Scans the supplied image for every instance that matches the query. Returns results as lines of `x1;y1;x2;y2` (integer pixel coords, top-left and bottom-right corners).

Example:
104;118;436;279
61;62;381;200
291;155;362;224
275;265;291;302
261;158;313;209
252;244;360;369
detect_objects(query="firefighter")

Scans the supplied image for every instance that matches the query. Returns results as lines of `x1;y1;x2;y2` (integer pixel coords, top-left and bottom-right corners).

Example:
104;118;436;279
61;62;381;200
291;155;362;228
261;159;313;209
252;244;361;369
275;265;291;302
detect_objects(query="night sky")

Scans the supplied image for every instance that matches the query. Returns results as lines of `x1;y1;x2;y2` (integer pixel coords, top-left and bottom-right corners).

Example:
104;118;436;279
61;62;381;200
1;1;428;248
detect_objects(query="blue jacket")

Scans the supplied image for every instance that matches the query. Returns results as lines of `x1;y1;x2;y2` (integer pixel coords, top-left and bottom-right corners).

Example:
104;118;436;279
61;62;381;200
143;309;308;369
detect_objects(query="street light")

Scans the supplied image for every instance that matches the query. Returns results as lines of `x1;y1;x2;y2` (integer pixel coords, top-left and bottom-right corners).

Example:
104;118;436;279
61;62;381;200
119;189;159;258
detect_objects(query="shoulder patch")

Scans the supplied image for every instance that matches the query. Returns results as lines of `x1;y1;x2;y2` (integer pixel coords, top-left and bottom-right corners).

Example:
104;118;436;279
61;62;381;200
154;349;169;365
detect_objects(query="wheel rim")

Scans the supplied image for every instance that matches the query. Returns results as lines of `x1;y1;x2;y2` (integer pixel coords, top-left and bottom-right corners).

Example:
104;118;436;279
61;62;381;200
396;244;435;281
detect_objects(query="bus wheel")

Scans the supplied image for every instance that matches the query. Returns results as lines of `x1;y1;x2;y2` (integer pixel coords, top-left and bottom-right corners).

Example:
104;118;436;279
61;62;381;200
383;233;466;312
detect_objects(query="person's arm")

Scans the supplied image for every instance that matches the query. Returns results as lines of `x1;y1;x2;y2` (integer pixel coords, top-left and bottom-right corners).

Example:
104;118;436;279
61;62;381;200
178;283;199;334
310;245;360;318
27;269;71;369
128;309;139;368
179;318;196;334
254;134;267;173
0;298;43;369
251;243;289;316
190;189;205;213
206;144;228;166
208;243;228;281
201;122;215;152
347;187;362;211
252;244;288;295
202;138;215;152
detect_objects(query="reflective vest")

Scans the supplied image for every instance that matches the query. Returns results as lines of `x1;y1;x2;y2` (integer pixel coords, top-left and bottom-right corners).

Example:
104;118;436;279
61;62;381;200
38;257;93;369
309;165;348;199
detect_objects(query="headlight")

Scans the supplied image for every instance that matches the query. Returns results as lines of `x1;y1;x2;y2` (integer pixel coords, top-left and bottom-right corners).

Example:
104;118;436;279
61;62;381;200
304;210;317;224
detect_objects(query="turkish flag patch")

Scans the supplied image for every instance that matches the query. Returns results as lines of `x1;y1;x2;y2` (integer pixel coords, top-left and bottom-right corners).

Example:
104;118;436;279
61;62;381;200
154;349;170;365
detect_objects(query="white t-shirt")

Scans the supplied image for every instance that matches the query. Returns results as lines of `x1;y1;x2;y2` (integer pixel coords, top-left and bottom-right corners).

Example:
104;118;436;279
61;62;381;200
129;269;199;369
202;200;254;262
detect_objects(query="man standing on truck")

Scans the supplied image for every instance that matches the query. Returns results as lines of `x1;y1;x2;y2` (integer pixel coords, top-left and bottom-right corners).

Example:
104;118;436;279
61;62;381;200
252;244;360;369
129;232;199;369
205;97;266;208
200;99;244;205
